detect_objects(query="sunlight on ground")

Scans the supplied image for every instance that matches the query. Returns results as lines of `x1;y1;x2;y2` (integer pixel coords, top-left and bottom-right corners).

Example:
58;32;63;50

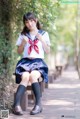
49;83;80;89
9;116;45;119
44;99;74;106
62;71;79;79
49;69;80;89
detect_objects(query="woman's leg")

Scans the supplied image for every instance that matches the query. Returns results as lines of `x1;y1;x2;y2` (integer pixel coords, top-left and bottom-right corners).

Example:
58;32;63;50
29;70;42;115
13;72;30;115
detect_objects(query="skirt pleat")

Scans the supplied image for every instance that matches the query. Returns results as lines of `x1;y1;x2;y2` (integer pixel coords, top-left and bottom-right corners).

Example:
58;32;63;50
15;58;48;84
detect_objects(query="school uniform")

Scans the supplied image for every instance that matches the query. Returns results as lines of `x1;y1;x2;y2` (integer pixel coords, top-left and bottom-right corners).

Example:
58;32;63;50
15;30;51;84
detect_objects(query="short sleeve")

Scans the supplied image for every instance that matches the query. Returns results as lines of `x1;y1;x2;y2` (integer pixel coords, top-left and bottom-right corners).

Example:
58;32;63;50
16;34;23;46
43;32;51;46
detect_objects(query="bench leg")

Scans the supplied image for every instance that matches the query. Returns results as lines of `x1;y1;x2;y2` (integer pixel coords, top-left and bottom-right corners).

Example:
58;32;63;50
45;82;48;88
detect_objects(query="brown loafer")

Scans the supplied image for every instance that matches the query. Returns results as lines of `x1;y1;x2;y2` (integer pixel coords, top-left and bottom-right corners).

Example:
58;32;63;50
12;105;23;115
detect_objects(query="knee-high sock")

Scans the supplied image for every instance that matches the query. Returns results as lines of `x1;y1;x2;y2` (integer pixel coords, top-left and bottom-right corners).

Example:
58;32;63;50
32;82;41;105
13;85;26;107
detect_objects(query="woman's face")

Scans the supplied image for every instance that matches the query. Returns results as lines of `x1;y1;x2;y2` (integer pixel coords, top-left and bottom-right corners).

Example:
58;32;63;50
25;19;37;31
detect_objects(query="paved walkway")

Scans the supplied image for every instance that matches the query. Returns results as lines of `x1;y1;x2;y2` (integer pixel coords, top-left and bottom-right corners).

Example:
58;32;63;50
9;66;80;119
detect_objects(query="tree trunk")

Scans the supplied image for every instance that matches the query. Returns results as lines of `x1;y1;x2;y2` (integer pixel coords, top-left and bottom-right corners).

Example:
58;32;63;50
0;0;13;77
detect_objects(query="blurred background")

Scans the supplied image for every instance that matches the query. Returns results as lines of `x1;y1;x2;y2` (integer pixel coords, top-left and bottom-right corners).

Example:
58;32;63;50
0;0;80;110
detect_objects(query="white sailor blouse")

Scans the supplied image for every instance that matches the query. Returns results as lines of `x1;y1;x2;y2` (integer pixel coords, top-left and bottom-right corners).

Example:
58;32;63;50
16;30;51;59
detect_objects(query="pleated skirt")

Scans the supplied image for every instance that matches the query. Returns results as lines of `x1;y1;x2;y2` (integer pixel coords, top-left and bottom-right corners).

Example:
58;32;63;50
14;58;48;84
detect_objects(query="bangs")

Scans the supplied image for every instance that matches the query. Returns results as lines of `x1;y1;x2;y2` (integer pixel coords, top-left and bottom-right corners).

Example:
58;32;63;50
23;12;36;23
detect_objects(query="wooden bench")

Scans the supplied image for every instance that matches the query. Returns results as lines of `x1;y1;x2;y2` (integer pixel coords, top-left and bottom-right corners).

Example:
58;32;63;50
55;66;63;75
48;69;56;83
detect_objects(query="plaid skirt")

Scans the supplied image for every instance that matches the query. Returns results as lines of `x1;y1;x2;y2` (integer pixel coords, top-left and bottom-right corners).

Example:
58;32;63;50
14;58;48;84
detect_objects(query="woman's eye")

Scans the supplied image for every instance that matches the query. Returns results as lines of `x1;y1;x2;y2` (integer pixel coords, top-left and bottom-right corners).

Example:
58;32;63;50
31;19;33;22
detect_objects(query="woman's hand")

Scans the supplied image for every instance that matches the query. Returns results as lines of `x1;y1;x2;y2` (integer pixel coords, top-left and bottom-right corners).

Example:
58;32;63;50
17;36;28;54
22;36;29;46
36;33;43;41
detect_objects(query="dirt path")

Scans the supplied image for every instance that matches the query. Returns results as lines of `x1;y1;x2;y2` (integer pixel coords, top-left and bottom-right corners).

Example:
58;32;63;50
9;66;80;119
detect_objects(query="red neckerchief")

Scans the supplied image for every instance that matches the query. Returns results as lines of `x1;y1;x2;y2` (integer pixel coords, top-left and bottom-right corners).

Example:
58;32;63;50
28;39;39;55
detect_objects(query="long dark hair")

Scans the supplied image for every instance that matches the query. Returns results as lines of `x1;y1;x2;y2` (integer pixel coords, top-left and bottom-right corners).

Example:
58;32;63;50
21;12;42;35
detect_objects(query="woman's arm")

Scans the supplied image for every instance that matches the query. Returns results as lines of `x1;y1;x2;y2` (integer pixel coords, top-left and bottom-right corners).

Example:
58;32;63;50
36;33;50;54
40;39;50;53
17;36;28;54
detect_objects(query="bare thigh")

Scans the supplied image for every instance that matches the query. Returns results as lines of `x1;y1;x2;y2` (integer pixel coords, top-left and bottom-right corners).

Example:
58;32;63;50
20;72;30;86
29;70;41;83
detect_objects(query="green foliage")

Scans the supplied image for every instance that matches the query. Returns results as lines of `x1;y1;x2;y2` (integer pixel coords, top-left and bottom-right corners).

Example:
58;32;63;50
54;4;78;56
0;0;79;108
0;0;78;78
0;27;10;75
0;0;62;78
0;0;61;107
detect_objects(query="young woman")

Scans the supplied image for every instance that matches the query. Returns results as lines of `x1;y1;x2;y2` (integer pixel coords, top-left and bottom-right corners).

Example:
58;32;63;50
13;12;51;115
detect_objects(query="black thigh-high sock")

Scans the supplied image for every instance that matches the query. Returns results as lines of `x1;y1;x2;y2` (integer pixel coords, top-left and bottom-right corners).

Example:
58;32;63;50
32;82;41;106
13;85;26;107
